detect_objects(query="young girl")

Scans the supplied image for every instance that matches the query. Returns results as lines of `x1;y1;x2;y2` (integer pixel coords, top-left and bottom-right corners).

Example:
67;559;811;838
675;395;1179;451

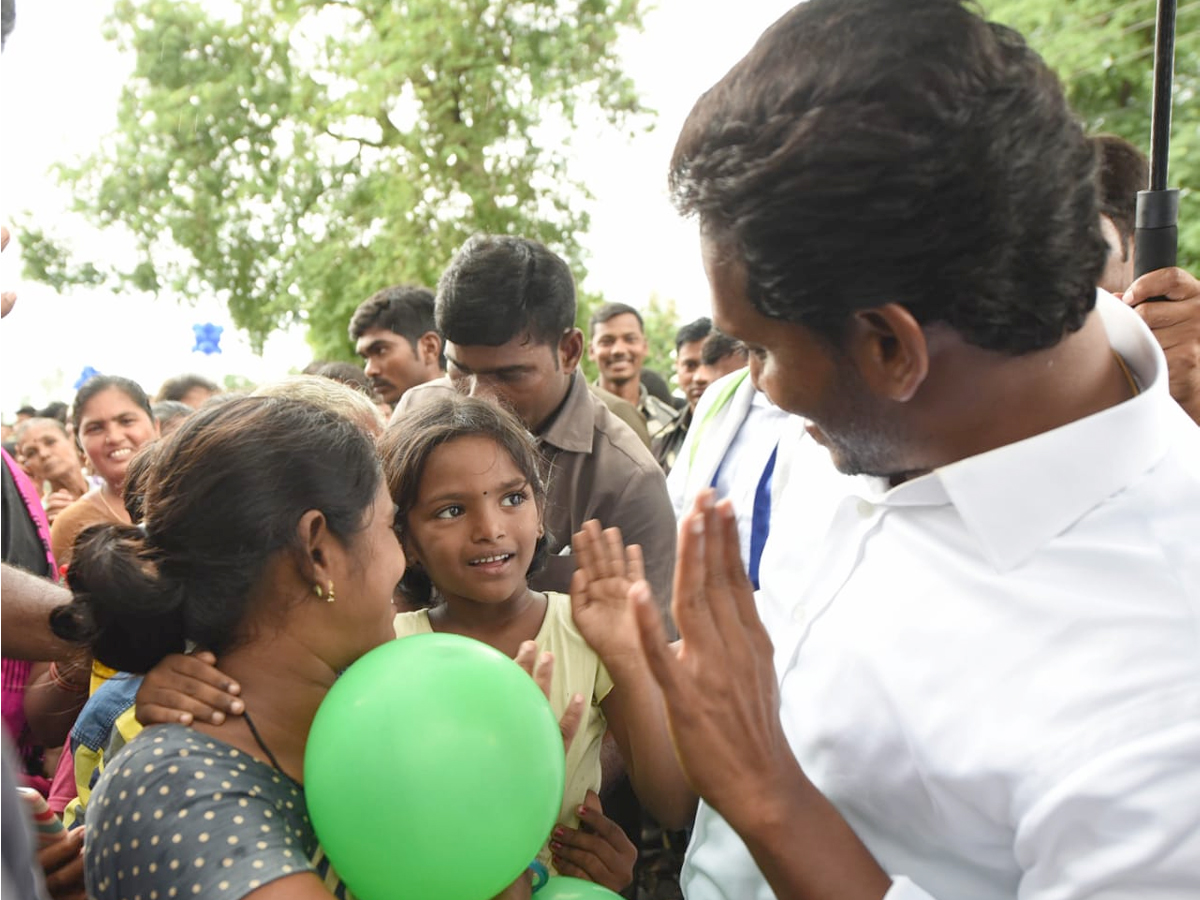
378;395;693;881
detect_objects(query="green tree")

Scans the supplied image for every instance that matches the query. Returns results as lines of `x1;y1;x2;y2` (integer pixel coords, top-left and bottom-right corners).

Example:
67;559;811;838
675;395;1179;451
22;0;648;358
985;0;1199;271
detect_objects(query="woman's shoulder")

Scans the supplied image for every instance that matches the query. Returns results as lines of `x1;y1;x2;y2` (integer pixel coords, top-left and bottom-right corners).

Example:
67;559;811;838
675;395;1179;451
87;725;316;899
94;723;294;801
49;491;110;552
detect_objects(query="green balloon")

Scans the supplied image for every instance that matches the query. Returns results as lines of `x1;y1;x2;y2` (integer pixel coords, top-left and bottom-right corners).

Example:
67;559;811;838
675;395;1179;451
305;633;566;900
536;877;624;899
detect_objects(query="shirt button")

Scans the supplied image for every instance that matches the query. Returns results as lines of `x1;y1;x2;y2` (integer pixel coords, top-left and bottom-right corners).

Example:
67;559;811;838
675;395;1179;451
856;499;874;518
792;605;807;624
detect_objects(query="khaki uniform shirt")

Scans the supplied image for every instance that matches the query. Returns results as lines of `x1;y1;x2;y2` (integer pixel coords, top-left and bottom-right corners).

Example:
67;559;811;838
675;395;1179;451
392;374;678;629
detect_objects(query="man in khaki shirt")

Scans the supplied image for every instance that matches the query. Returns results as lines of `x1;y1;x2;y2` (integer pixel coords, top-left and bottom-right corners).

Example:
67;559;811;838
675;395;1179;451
390;234;677;619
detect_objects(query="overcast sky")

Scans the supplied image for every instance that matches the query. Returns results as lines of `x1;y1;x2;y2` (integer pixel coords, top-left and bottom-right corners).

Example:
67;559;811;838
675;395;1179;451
0;0;797;413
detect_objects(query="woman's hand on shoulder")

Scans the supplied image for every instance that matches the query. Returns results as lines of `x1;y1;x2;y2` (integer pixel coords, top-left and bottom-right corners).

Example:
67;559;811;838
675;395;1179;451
135;650;244;726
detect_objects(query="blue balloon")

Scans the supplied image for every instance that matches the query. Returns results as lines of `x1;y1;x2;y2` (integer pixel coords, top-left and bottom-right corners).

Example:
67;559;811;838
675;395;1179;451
74;366;101;389
191;322;223;355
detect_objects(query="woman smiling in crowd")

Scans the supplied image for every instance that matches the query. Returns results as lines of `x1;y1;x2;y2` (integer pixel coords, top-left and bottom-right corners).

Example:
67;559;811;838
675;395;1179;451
49;376;159;568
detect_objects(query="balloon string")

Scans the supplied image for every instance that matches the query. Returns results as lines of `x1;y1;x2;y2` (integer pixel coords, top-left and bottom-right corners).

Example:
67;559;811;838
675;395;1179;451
243;708;285;774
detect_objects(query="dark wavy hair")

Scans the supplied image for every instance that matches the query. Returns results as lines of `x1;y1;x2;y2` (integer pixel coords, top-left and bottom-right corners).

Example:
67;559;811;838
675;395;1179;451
436;234;576;350
378;394;549;608
50;397;382;673
669;0;1107;355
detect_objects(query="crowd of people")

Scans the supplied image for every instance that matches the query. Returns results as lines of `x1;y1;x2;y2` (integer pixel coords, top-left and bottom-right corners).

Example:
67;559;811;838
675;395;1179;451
3;0;1200;899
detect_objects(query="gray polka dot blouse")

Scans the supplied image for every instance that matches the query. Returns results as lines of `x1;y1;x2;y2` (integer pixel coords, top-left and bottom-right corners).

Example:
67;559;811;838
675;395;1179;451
85;723;317;900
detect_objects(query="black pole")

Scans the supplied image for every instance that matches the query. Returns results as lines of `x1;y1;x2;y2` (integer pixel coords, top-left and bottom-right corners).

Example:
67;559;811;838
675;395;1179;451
1133;0;1179;278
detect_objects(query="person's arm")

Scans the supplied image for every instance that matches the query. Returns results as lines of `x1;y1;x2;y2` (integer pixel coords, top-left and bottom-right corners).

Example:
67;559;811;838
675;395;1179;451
632;492;892;900
570;521;695;830
1121;266;1200;425
23;660;90;747
549;789;636;892
0;564;75;660
134;643;585;745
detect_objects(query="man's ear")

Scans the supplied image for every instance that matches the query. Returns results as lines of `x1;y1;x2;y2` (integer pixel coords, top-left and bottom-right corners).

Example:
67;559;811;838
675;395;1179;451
846;304;929;403
559;328;584;374
419;331;442;369
295;508;333;588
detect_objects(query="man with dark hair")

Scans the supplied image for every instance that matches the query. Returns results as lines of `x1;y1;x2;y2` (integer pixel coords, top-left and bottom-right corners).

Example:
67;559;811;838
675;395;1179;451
1091;134;1147;296
588;301;677;439
349;284;444;406
154;374;220;409
651;317;711;473
693;330;747;396
392;234;677;611
628;2;1200;898
662;328;744;480
1090;133;1200;424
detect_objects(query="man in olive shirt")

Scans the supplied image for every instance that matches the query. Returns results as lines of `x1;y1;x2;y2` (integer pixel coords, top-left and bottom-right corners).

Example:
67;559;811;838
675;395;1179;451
389;234;677;618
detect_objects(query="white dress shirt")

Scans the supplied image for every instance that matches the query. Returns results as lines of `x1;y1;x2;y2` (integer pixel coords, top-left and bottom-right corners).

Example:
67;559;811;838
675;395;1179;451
682;292;1200;900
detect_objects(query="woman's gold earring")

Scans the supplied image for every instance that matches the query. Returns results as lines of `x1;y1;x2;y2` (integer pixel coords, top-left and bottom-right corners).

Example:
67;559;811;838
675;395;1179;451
313;583;324;600
326;581;336;603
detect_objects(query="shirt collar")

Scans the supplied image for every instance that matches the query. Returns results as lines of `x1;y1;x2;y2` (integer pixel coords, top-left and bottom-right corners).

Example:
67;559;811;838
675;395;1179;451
882;292;1175;572
539;372;595;454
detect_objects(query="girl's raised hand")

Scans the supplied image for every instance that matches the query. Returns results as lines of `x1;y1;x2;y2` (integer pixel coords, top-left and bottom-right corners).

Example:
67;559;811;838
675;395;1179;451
569;520;647;662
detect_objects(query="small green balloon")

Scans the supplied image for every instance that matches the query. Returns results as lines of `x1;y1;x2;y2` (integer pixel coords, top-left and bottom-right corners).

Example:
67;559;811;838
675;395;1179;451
536;876;624;899
305;633;566;900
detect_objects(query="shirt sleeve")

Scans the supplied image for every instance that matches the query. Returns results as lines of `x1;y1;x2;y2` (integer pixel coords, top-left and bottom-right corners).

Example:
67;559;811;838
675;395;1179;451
85;734;316;900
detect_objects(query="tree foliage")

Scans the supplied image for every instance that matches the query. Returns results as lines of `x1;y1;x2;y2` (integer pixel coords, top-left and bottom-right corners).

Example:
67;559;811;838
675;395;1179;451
986;0;1199;271
23;0;647;357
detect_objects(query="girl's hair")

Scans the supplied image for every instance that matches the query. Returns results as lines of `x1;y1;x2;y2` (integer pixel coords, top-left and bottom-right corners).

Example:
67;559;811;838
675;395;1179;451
71;376;155;437
50;397;382;673
378;395;549;608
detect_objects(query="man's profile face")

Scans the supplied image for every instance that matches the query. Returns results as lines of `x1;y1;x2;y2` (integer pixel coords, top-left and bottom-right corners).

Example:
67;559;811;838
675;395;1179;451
703;237;892;476
443;332;575;434
356;327;430;405
589;313;647;388
694;353;747;401
675;340;705;411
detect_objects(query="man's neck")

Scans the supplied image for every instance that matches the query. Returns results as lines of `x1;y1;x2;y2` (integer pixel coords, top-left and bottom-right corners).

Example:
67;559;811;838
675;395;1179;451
531;373;577;435
600;376;640;406
896;309;1135;474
